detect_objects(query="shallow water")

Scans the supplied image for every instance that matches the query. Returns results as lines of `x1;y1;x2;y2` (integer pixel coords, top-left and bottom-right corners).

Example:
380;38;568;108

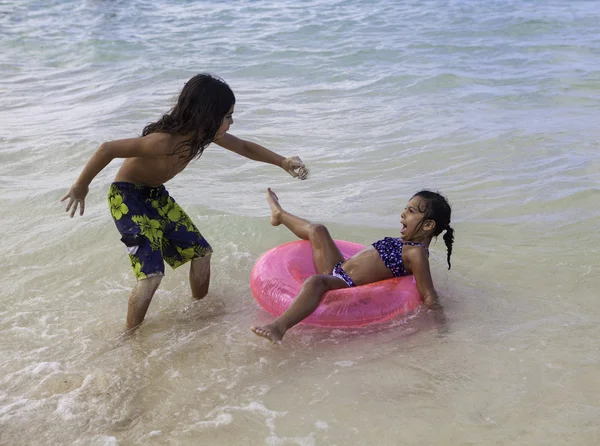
1;0;599;444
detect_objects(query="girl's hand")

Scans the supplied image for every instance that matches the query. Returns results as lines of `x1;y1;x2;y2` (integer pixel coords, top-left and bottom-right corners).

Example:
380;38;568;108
282;156;308;180
61;183;89;217
426;303;448;335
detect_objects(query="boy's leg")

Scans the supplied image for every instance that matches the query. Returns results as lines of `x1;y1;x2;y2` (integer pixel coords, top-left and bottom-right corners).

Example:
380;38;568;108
266;188;343;274
156;190;214;300
251;274;347;343
126;276;163;329
190;255;211;299
108;182;169;330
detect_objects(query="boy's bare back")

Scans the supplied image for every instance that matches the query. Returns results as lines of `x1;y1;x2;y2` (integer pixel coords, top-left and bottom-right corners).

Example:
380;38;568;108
114;132;192;187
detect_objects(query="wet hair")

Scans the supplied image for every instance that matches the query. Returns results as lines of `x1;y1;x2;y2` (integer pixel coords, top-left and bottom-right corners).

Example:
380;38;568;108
142;73;235;164
412;190;454;270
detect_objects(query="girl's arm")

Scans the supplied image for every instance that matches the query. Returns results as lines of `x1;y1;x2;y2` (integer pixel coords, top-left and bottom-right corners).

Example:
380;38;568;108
406;248;441;309
407;249;447;327
214;133;308;179
61;134;172;217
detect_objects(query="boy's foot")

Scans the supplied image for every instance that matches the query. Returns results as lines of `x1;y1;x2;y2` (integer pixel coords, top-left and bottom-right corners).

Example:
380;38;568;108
251;323;285;344
266;188;282;226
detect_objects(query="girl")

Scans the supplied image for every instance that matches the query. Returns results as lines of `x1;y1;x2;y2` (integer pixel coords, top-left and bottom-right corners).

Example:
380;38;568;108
251;188;454;343
61;73;308;330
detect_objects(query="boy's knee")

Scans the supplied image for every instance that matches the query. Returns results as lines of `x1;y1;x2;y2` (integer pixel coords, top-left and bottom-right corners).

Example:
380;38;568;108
191;253;210;271
191;256;211;280
139;274;163;288
134;275;163;298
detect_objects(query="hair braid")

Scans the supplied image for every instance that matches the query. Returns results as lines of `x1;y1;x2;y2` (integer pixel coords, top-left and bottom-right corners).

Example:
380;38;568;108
443;226;454;270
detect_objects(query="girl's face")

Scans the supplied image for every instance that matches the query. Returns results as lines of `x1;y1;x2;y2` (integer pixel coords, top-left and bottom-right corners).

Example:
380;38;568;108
215;105;235;139
400;196;434;240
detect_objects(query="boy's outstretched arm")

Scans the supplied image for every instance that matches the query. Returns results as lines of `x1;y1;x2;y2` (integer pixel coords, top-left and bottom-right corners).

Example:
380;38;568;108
214;133;308;179
61;134;173;217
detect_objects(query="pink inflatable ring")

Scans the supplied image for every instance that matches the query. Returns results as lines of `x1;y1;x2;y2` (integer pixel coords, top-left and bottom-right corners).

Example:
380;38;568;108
250;240;423;327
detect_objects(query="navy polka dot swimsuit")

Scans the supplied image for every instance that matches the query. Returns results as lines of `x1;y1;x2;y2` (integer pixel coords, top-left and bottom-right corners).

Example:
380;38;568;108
372;237;429;277
331;237;429;288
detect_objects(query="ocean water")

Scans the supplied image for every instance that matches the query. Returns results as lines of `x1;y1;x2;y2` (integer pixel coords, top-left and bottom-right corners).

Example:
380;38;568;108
1;0;599;444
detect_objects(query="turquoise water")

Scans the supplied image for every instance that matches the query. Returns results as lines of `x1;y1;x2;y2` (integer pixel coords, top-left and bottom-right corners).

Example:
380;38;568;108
1;1;599;444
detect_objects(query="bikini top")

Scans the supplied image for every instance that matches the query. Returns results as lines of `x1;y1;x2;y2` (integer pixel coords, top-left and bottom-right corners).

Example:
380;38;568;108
372;237;429;277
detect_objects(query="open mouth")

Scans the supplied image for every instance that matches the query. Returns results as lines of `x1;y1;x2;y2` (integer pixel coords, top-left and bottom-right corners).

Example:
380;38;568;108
400;222;407;234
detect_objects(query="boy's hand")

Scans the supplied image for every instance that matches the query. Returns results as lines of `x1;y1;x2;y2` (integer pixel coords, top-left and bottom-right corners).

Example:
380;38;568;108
61;183;89;217
282;156;308;180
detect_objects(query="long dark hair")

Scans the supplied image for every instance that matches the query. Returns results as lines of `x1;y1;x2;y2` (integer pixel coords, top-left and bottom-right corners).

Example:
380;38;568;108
142;73;235;163
413;190;454;270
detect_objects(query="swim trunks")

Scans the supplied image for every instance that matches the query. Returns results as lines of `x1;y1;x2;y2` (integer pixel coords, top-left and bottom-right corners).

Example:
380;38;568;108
372;237;428;277
108;182;212;280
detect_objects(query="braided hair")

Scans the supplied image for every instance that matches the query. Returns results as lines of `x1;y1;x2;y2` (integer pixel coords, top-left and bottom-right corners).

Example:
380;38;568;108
413;190;454;269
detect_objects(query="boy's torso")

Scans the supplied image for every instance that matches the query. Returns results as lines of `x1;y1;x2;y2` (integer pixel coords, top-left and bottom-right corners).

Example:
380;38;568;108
114;134;192;187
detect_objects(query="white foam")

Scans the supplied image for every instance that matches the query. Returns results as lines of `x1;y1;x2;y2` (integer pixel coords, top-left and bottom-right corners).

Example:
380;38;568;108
333;360;356;367
26;361;62;375
73;435;118;446
55;394;78;420
315;420;329;430
195;412;233;428
267;433;316;446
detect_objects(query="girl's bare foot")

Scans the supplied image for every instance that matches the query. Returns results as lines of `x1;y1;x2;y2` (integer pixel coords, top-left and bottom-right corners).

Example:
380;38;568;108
266;188;282;226
251;322;285;344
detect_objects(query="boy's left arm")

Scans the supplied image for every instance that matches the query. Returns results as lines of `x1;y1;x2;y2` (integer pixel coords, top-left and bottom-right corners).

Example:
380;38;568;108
214;133;308;179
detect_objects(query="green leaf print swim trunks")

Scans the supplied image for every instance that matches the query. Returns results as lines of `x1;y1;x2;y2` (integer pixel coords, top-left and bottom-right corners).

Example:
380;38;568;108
109;182;213;280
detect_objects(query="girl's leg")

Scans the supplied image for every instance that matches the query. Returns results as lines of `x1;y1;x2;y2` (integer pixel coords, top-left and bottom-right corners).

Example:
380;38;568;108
251;274;347;343
266;188;343;274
